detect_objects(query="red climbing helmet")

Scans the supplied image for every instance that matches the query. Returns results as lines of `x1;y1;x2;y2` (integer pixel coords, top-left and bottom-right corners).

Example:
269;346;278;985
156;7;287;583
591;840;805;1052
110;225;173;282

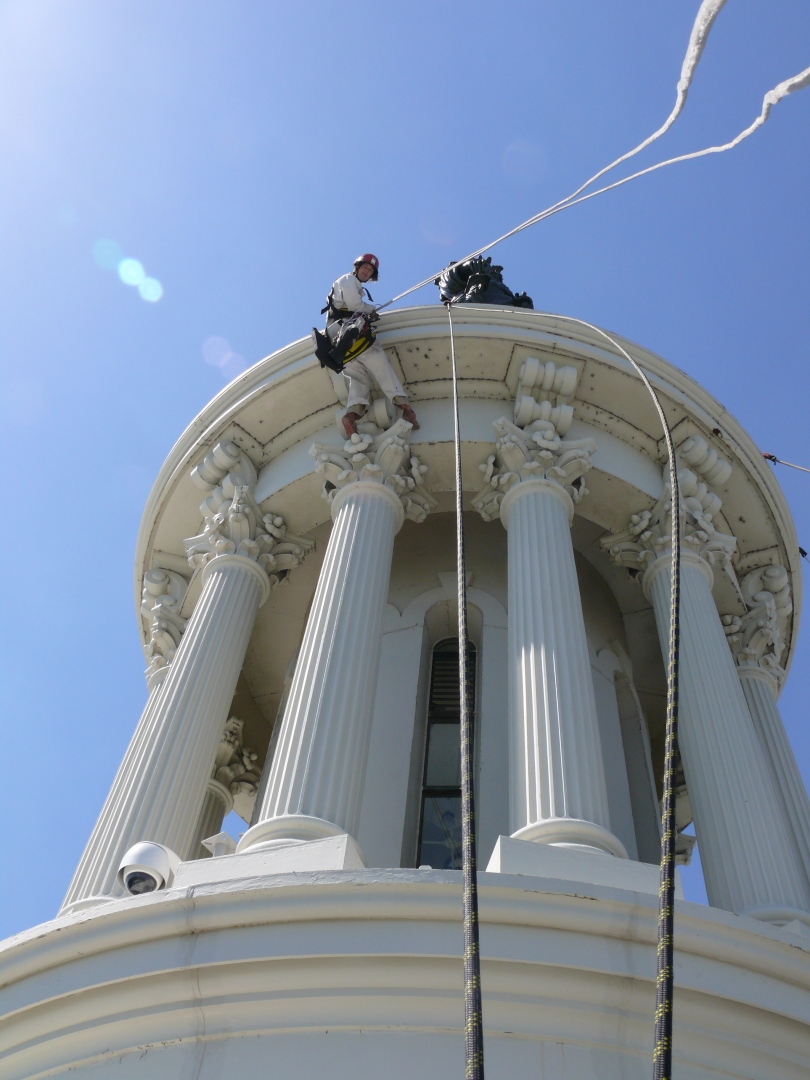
353;253;379;281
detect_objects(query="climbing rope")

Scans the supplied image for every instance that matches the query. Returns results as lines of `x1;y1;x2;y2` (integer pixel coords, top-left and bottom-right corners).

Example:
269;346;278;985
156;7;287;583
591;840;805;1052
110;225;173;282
353;7;806;1073
375;5;808;315
446;299;485;1080
763;453;810;475
443;304;682;1079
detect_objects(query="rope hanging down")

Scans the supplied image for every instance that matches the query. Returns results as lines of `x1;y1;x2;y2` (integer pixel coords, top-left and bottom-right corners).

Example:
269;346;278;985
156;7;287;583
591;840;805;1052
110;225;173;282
360;5;806;1073
443;305;683;1079
523;314;681;1078
446;301;485;1080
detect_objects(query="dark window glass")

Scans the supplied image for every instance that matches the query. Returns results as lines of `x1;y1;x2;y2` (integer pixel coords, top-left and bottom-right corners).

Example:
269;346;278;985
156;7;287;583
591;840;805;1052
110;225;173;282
417;639;476;870
419;795;462;870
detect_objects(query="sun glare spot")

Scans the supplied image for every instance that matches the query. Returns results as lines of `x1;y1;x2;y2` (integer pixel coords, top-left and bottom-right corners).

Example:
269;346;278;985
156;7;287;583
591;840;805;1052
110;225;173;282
93;240;162;302
118;258;146;286
138;277;163;302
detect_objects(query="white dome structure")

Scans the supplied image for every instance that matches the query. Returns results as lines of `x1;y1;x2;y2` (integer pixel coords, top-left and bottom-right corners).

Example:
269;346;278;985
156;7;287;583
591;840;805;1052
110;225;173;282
2;305;809;1078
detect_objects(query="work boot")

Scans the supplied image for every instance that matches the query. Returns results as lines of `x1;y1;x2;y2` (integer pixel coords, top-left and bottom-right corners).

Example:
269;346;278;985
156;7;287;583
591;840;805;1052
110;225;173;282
342;411;360;439
400;403;420;430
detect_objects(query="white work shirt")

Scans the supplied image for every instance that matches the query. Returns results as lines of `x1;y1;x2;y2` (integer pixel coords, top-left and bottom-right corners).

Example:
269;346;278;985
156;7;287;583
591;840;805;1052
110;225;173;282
330;272;376;317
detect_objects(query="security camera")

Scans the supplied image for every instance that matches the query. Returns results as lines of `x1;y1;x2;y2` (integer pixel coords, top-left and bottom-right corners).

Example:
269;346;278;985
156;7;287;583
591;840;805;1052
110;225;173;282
117;841;181;896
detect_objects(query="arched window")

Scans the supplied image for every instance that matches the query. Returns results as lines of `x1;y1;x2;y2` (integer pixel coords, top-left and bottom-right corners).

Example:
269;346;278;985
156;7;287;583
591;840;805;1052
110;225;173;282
416;638;476;870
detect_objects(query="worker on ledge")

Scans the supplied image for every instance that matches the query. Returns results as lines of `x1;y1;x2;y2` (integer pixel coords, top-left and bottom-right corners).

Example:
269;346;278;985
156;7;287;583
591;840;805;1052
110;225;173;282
326;254;419;439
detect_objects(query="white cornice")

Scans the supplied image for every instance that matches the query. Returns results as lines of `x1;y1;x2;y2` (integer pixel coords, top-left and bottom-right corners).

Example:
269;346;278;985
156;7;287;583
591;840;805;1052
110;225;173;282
134;305;801;677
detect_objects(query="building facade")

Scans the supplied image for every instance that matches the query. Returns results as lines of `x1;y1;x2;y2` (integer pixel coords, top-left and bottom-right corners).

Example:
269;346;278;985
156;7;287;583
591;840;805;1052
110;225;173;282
1;305;809;1078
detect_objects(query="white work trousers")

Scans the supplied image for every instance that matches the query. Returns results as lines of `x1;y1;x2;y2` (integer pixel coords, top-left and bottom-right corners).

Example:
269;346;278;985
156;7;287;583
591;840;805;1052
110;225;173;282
342;345;408;415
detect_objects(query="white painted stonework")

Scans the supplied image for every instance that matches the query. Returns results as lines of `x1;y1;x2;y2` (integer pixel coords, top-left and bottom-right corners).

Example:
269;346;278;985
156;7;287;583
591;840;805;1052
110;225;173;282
4;306;810;1078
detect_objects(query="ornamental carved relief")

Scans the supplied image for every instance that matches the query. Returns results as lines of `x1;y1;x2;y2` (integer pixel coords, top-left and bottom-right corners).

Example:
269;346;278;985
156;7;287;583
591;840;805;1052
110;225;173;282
472;357;593;522
143;440;314;686
212;716;261;818
141;569;189;683
310;417;437;523
722;564;793;685
184;440;314;584
599;435;741;597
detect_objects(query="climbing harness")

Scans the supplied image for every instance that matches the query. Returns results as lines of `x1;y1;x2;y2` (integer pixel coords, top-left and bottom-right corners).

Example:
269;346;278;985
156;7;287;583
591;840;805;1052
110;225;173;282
446;299;485;1080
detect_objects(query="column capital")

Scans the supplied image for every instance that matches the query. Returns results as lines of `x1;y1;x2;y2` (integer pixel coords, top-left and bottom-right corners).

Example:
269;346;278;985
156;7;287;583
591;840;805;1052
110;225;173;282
737;664;779;695
210;715;260;817
184;439;315;596
722;563;792;690
499;477;574;527
473;417;596;523
600;435;741;596
310;417;437;528
139;435;314;706
207;778;234;815
473;355;590;523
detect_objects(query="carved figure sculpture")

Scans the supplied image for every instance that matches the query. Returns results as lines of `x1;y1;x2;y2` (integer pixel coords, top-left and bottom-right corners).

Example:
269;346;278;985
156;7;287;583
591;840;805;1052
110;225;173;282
436;256;533;308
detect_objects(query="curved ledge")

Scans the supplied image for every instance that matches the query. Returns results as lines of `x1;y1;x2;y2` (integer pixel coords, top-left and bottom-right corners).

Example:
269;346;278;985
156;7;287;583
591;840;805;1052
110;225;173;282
133;305;801;674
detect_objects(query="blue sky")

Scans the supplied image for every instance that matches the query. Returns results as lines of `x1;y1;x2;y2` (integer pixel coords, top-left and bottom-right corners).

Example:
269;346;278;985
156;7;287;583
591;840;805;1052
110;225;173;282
1;1;808;936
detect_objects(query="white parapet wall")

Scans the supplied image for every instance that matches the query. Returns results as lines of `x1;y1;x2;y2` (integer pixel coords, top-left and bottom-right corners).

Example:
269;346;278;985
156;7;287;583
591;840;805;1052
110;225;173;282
1;867;809;1080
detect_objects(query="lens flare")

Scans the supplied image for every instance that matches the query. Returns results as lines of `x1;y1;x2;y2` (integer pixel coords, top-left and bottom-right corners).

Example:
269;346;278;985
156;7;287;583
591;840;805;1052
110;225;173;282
138;277;163;302
93;238;123;269
118;258;146;286
202;337;247;381
203;337;231;366
93;240;163;302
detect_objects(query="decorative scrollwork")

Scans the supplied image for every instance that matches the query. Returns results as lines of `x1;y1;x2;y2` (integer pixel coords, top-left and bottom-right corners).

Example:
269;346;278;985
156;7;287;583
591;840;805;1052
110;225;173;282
310;417;437;524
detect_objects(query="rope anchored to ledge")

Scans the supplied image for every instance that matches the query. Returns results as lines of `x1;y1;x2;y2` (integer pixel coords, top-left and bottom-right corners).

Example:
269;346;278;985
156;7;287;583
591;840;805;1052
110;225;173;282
446;300;485;1080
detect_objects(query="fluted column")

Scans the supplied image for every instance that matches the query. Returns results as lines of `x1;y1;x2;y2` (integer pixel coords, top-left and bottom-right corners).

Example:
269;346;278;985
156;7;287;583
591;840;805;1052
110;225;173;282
239;482;403;854
471;392;626;858
739;668;810;889
501;479;627;856
190;780;233;860
188;715;260;859
645;551;810;922
721;561;810;890
60;555;268;914
240;421;435;856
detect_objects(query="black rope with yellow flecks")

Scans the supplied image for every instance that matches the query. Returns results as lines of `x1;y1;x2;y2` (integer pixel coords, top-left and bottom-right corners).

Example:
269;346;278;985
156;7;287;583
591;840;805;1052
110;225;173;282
531;313;682;1080
446;300;484;1080
443;304;681;1079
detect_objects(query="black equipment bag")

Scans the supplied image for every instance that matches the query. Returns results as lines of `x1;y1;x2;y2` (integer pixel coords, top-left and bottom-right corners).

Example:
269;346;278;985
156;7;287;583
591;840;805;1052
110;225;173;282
311;312;376;374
